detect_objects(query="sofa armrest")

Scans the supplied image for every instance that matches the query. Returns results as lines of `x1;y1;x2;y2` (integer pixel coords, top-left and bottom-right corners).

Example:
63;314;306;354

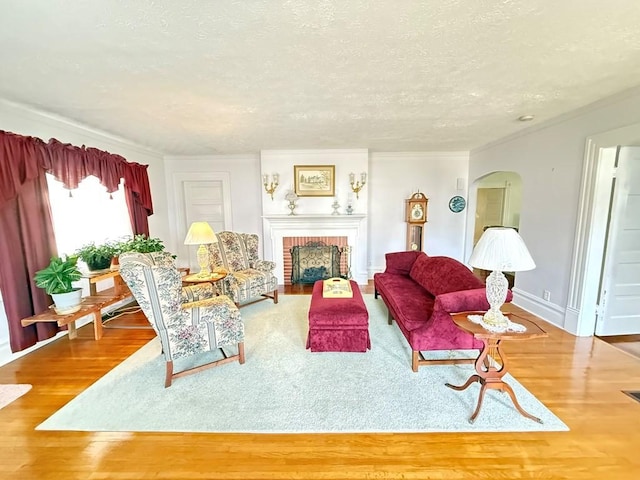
384;251;425;275
433;287;513;314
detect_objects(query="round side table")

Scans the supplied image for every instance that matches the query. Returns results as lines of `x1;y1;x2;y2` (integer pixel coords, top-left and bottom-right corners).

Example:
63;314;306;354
182;272;227;294
446;311;548;424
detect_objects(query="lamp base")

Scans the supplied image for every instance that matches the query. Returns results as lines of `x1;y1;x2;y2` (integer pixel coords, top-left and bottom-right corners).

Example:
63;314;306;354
196;244;211;278
483;270;509;327
482;308;508;327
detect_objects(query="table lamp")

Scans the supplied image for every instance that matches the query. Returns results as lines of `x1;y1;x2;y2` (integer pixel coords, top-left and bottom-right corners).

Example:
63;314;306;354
468;227;535;327
183;221;217;278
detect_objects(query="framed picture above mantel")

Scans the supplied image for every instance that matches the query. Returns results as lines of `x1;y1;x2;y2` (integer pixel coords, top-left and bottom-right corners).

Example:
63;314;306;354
294;165;335;197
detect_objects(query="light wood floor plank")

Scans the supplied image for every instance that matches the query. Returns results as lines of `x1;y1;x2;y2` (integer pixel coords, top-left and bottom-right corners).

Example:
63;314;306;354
1;286;639;479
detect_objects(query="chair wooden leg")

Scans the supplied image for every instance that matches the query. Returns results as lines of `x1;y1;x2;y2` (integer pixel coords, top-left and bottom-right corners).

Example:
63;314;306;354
412;351;419;372
238;342;245;364
165;361;174;388
273;289;278;304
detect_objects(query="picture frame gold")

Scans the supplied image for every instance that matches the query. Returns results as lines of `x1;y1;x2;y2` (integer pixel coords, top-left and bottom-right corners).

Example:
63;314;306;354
294;165;336;197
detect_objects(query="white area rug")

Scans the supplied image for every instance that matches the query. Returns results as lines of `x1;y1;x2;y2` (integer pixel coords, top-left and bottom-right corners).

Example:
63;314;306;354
0;384;32;410
37;295;568;433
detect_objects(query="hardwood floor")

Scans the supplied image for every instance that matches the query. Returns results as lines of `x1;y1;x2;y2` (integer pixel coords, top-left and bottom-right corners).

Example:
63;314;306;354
1;286;640;479
599;334;640;361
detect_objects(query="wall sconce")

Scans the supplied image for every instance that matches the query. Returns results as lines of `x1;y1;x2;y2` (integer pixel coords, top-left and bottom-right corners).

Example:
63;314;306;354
262;173;279;200
349;172;367;199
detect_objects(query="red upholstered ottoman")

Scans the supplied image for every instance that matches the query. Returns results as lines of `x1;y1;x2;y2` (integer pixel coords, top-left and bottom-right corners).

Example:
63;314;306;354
306;280;370;352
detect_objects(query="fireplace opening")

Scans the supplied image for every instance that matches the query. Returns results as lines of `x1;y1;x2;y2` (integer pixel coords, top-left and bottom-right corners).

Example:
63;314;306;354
290;241;347;284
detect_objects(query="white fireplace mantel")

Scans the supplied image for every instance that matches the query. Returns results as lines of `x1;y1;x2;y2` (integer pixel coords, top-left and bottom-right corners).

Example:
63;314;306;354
262;214;368;285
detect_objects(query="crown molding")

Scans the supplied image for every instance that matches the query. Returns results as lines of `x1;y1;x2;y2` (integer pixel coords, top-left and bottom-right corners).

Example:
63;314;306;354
0;98;162;157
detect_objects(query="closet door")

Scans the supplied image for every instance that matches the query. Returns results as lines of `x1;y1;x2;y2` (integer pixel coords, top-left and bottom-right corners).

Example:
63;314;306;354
596;146;640;336
172;173;232;271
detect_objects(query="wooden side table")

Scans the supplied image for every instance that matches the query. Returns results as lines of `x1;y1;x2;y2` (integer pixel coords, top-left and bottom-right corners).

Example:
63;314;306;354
446;311;548;424
182;272;227;293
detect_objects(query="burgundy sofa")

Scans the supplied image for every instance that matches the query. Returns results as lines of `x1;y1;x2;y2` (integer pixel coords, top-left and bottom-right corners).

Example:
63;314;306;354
374;251;511;372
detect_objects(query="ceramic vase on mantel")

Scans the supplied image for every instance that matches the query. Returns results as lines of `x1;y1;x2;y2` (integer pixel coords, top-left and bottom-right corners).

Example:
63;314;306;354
285;191;298;215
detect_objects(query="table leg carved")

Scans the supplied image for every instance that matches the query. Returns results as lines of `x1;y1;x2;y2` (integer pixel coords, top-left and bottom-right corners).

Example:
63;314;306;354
446;337;543;424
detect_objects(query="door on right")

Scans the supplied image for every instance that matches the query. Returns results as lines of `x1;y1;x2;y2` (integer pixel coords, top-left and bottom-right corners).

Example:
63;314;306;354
596;146;640;336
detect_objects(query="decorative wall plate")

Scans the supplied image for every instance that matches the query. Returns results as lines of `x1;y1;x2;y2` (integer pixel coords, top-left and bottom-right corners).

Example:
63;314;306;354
448;195;466;213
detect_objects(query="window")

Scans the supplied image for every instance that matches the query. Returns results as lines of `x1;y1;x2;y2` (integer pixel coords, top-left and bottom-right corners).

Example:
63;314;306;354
46;174;133;256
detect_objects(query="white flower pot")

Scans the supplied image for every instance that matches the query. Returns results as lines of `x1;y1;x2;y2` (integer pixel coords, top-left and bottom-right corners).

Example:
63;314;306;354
51;288;83;315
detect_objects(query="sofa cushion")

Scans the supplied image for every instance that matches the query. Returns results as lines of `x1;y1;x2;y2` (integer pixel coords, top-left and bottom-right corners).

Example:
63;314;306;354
409;255;484;297
384;251;427;275
375;272;435;329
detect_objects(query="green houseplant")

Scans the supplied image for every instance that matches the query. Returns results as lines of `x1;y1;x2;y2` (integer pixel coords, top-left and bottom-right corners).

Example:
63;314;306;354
34;255;83;314
117;234;166;254
75;242;117;271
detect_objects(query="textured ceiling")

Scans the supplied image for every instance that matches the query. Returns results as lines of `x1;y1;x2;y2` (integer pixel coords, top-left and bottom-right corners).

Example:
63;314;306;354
1;1;640;155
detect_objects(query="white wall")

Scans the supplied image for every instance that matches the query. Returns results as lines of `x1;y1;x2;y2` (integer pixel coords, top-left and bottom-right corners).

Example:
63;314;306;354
368;152;470;274
467;87;640;333
163;154;262;261
261;149;369;216
0;99;168;363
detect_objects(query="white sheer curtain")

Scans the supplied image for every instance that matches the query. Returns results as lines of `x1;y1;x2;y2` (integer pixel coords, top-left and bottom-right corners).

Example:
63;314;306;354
46;174;133;257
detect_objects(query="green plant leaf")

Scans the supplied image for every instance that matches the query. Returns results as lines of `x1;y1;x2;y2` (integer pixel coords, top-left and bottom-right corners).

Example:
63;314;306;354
34;256;82;295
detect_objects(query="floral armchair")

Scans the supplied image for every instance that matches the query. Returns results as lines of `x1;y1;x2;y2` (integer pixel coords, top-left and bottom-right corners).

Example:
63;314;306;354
206;231;278;307
119;251;245;387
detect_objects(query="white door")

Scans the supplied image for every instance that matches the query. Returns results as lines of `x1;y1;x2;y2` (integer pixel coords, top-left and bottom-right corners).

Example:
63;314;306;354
596;146;640;336
171;173;233;271
183;180;226;232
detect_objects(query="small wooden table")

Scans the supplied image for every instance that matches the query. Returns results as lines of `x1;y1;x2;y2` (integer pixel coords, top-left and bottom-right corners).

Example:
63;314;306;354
21;270;132;340
20;288;132;340
446;311;548;424
182;272;227;287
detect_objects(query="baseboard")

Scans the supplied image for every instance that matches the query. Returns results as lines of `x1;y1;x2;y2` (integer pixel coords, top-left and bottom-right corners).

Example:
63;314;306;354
368;266;384;278
511;288;567;331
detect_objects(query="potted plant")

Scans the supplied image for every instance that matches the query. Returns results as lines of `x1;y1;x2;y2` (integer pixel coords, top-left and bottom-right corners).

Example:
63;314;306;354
117;234;166;254
75;242;117;271
34;255;83;314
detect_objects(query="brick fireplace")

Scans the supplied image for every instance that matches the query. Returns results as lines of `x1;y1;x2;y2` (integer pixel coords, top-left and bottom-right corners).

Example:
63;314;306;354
283;236;349;286
262;214;368;285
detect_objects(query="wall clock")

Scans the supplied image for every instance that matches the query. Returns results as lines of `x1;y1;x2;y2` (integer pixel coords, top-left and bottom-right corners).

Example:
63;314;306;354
405;192;428;251
449;195;466;213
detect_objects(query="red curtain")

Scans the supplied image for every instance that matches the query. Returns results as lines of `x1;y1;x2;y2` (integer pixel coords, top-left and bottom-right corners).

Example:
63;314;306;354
46;139;153;234
0;132;59;350
0;130;154;352
123;162;153;235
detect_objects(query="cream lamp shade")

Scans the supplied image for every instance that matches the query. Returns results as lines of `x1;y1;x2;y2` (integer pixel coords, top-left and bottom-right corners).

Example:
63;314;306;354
469;227;535;327
184;221;217;277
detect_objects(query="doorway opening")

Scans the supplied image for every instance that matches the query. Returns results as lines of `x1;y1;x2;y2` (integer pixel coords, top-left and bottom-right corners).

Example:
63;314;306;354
472;171;523;288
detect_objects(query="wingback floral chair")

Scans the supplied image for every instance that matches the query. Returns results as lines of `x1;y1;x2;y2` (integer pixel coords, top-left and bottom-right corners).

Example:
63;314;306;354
119;251;245;387
206;231;278;307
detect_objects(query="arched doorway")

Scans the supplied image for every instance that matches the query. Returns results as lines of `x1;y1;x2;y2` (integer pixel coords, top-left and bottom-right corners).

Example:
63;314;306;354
472;171;523;287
